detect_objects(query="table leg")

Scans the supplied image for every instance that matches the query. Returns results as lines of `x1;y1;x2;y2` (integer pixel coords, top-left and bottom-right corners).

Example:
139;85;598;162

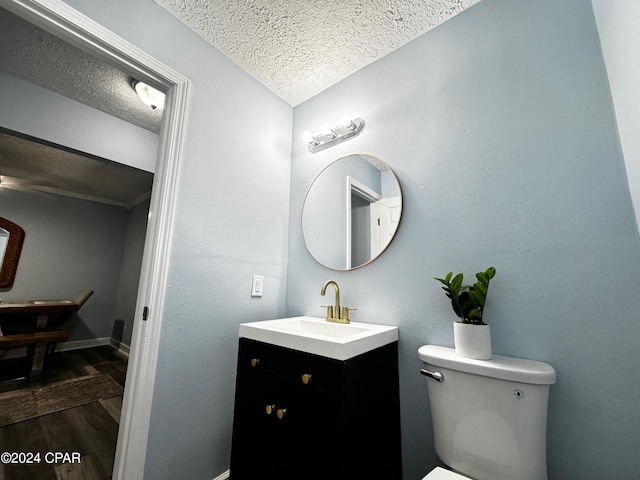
28;313;51;381
36;312;48;329
28;344;46;381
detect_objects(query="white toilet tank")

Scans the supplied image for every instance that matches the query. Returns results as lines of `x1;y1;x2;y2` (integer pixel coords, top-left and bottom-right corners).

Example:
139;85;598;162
418;345;556;480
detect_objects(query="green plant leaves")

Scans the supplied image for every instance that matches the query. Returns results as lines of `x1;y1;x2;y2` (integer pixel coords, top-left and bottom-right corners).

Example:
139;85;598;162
468;289;485;306
474;281;487;295
468;308;481;321
450;273;464;291
434;267;496;324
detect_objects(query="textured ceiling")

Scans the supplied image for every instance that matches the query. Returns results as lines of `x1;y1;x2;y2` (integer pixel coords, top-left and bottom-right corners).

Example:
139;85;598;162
0;131;153;209
0;8;155;208
1;1;479;206
0;9;163;134
154;0;481;106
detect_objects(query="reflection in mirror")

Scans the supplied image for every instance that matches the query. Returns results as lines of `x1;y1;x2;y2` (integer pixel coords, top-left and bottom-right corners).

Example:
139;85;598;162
0;228;8;265
0;217;25;288
302;154;402;270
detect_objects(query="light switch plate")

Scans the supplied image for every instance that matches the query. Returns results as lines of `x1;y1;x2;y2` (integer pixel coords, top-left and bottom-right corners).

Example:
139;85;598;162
251;275;264;297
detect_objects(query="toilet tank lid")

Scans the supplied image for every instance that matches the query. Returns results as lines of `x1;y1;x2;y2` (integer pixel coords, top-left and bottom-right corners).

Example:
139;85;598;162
418;345;556;385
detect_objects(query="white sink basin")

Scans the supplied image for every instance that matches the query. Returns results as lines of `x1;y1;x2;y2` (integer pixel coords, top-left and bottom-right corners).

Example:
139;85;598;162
239;316;398;360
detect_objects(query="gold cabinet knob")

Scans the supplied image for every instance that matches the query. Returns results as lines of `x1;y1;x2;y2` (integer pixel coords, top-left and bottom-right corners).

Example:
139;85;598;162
250;358;260;367
301;373;312;385
276;408;287;420
265;404;275;415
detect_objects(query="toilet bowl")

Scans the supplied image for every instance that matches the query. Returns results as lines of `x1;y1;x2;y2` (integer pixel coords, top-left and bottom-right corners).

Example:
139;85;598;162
418;345;556;480
422;466;471;479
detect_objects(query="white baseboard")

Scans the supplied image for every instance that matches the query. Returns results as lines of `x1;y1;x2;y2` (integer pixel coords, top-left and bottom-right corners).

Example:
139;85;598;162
212;471;230;480
57;336;111;352
109;338;130;357
0;336;131;359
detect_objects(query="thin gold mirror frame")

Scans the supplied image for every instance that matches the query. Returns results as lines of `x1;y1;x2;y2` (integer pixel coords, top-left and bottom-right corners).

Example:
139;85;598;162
302;154;403;271
0;217;25;288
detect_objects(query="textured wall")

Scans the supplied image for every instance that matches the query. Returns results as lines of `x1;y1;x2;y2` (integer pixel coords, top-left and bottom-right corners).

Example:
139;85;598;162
288;0;640;478
59;0;293;478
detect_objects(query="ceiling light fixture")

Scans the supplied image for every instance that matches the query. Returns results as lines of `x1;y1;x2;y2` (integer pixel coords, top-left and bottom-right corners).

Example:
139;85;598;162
303;114;365;153
131;79;165;110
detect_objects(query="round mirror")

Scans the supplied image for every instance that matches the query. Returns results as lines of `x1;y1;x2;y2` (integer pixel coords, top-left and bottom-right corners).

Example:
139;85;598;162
302;154;402;270
0;216;25;288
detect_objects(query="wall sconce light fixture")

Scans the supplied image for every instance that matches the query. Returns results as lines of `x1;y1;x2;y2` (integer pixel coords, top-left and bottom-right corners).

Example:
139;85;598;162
303;114;365;153
131;78;165;110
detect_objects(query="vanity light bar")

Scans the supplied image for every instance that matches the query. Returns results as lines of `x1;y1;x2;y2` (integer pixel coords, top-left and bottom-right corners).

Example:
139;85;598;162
303;116;365;153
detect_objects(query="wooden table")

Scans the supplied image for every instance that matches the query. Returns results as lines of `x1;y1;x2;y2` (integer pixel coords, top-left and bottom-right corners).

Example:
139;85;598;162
0;300;79;380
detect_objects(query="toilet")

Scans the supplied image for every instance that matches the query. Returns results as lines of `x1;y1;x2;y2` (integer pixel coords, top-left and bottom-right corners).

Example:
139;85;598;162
418;345;556;480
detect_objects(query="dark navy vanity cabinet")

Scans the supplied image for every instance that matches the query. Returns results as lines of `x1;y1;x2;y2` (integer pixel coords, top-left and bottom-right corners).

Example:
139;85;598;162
229;338;402;479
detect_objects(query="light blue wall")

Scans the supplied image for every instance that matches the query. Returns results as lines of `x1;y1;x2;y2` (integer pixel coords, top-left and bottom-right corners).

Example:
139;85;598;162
0;188;128;342
114;198;150;348
59;0;293;478
287;0;640;479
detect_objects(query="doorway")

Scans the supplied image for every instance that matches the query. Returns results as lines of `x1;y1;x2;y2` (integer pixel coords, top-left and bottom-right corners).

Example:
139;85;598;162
1;0;190;477
346;175;402;269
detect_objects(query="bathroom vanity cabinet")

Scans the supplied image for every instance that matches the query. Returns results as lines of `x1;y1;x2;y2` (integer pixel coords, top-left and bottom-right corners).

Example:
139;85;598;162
230;338;402;480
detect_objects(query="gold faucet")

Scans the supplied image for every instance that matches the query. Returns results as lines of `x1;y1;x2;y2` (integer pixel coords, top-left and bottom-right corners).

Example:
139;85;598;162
320;280;356;324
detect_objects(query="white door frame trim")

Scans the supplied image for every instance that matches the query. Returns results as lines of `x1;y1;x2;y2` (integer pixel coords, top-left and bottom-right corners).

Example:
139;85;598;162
0;1;190;478
345;176;381;269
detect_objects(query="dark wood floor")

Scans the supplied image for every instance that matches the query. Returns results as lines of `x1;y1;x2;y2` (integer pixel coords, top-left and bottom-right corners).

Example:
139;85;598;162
0;345;127;480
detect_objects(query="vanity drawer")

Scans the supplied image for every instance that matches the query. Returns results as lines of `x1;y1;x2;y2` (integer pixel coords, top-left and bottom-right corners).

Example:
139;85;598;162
238;338;344;393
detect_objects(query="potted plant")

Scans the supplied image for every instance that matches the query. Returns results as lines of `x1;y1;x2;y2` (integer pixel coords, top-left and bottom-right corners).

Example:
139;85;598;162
434;267;496;360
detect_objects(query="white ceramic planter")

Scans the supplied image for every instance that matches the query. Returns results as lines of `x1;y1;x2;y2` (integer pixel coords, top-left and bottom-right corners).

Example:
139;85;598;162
453;322;492;360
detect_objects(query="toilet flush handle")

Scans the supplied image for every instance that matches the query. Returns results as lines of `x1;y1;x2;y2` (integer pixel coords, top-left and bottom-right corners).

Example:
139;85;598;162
420;368;444;382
